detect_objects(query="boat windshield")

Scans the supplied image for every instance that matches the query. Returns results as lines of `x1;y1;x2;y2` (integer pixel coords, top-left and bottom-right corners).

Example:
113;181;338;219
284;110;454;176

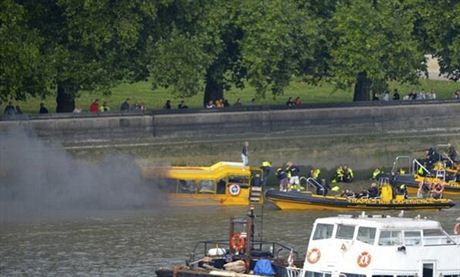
404;231;422;246
313;224;334;240
336;225;355;240
357;227;376;245
378;230;403;246
423;229;456;245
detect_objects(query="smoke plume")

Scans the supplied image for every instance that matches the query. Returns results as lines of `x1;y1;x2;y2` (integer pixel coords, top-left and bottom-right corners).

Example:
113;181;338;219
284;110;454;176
0;128;163;222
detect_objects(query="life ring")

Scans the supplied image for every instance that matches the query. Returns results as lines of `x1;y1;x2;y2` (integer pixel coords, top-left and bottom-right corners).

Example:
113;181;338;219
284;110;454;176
230;232;246;252
306;248;321;264
229;184;241;196
454;223;460;235
357;251;372;267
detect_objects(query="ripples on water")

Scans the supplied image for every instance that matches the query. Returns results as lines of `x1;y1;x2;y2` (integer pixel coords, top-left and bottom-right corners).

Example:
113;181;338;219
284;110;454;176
1;198;459;276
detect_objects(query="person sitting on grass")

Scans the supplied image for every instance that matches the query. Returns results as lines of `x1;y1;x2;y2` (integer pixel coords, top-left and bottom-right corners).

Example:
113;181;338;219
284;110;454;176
39;102;49;114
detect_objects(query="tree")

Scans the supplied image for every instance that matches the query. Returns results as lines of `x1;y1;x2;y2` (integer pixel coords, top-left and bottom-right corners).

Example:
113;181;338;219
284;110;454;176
2;0;158;112
328;0;427;101
0;0;51;103
422;0;460;81
148;0;320;106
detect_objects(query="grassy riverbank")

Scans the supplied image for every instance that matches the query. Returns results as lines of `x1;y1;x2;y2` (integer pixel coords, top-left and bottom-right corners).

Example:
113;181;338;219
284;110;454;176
8;79;460;114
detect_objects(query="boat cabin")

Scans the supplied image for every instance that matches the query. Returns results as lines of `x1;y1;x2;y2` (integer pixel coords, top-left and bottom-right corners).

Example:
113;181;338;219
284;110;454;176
293;213;460;277
142;161;264;205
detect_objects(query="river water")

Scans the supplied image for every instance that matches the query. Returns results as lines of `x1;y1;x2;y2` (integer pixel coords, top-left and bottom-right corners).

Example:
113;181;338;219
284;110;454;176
1;200;459;276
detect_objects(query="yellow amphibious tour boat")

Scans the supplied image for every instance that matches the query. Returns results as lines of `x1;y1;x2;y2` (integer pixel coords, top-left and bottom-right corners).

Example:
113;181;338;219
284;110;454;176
265;178;455;211
142;162;264;206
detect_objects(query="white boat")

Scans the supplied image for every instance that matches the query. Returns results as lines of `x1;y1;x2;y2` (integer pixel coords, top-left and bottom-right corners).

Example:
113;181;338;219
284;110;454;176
287;212;460;277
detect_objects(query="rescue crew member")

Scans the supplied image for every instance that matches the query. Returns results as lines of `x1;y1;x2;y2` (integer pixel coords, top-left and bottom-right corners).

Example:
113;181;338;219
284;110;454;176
260;161;272;187
367;183;379;198
371;168;382;180
398;184;408;199
448;144;459;163
332;165;344;183
276;168;289;192
417;164;427;177
431;182;444;199
343;165;354;183
417;177;431;198
310;168;321;181
340;189;355;198
286;162;301;191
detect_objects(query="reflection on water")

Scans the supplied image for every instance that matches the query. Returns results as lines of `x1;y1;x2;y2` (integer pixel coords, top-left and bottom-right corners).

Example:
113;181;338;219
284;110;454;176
1;199;459;276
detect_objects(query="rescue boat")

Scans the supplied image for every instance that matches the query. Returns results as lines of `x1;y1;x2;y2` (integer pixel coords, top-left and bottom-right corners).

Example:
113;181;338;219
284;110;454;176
286;212;460;277
265;178;455;211
265;190;455;211
141;162;264;206
392;156;460;196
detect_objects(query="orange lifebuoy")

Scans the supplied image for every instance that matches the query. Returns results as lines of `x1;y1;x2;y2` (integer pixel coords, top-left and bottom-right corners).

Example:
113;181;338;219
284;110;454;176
357;251;372;267
230;232;246;252
306;248;321;264
454;223;460;235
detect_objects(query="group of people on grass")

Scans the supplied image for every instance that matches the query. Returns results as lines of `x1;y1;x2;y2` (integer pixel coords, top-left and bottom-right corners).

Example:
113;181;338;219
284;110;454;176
373;88;460;102
3;102;49;116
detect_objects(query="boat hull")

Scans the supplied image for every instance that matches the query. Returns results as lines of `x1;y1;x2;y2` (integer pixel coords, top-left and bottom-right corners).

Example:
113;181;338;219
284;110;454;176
265;190;455;211
396;174;460;196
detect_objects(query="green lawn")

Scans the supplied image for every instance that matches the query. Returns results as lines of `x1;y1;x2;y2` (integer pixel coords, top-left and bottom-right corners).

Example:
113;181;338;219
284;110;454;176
6;78;460;114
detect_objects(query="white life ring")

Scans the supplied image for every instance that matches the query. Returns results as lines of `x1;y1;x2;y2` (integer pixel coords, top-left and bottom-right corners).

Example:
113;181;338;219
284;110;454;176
229;184;241;196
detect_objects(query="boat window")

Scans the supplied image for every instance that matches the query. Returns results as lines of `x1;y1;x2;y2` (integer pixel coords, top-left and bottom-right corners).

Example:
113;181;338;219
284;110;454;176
397;275;416;277
158;178;177;193
336;224;355;240
443;275;460;277
216;179;226;194
178;180;197;193
372;275;393;277
228;176;249;187
378;230;402;246
423;229;452;245
404;231;421;246
340;273;366;277
198;180;215;194
357;227;376;244
313;224;334;240
305;272;331;277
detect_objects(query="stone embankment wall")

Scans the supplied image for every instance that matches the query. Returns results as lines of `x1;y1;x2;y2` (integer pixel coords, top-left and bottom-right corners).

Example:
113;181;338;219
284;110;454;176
1;101;460;172
1;102;459;140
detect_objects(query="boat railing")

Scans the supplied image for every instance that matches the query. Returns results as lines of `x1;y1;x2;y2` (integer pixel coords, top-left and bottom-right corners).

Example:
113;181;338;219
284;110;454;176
187;239;299;265
392;156;412;174
286;267;304;277
305;177;322;192
412;159;430;176
423;235;459;246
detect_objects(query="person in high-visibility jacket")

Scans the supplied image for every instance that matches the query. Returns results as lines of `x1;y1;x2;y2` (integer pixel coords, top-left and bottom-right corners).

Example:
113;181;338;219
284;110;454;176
343;165;354;183
260;161;272;187
417;165;426;176
332;166;344;183
311;168;321;180
371;168;382;180
286;162;300;191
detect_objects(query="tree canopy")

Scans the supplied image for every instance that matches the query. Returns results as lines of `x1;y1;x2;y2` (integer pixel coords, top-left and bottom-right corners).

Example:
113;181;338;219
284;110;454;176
1;0;459;110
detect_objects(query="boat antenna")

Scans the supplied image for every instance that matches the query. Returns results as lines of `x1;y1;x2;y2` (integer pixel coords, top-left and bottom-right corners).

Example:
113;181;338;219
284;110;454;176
260;200;264;241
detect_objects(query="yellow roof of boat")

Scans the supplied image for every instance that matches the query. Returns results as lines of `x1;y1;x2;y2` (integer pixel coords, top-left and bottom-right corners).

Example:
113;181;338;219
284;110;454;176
142;161;253;180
